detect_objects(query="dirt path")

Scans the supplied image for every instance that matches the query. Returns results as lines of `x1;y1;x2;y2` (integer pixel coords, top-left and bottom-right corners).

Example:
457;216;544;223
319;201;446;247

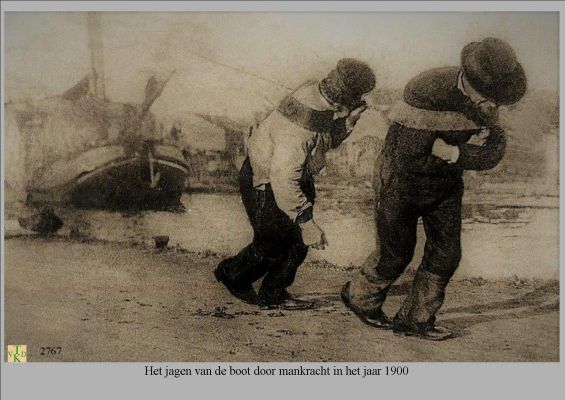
4;237;559;362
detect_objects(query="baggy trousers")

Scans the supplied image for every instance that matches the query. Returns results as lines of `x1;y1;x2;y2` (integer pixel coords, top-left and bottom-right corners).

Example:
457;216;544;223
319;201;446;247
219;158;310;298
348;173;464;329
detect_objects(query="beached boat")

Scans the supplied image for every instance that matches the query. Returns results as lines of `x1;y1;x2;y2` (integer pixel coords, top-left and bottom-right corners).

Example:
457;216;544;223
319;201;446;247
4;13;189;213
6;74;189;212
28;141;190;211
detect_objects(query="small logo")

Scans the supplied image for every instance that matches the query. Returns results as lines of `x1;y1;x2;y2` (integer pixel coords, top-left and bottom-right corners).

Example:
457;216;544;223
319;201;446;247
7;345;27;363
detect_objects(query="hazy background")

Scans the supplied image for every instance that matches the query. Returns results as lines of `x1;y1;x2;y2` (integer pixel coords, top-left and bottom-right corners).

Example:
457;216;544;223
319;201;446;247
4;12;559;121
2;12;560;281
3;13;560;365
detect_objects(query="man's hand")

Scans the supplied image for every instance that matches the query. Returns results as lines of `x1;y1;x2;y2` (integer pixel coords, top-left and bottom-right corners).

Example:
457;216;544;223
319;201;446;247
476;101;499;128
432;138;459;163
345;104;368;132
299;220;328;250
466;129;490;147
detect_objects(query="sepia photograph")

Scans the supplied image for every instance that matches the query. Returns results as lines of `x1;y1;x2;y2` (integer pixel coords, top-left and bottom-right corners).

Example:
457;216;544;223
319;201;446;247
2;8;559;364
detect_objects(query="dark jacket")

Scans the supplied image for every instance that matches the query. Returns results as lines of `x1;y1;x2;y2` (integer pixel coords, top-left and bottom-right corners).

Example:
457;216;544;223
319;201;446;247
375;67;506;193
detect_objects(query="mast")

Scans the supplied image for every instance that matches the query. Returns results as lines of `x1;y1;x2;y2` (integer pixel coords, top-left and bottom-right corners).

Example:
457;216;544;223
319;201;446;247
87;12;105;100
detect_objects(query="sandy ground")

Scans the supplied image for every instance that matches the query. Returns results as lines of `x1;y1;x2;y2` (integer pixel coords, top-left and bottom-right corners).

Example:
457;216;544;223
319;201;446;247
4;236;559;362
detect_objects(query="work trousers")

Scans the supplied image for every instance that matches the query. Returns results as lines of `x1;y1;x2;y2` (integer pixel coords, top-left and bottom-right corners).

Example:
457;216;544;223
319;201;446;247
349;171;464;327
219;158;310;295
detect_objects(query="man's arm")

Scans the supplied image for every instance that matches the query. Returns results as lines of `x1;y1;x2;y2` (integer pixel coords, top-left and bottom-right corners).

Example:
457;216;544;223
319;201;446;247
393;124;452;174
330;104;368;148
270;132;327;249
461;99;500;129
330;118;349;148
269;132;313;222
456;126;507;171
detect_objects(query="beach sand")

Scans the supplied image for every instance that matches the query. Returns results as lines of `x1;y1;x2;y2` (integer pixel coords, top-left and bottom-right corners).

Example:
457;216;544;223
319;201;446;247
4;236;559;362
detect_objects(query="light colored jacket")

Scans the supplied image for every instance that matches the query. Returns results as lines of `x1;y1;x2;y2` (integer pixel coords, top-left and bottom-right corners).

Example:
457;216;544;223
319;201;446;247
247;81;342;222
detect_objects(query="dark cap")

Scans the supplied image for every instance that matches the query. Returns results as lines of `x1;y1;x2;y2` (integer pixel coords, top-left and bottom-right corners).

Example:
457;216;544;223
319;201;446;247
320;58;376;108
461;38;527;105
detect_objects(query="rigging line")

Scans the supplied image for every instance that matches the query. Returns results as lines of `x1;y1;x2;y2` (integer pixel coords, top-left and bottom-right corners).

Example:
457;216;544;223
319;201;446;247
93;44;294;92
179;50;384;115
182;49;295;92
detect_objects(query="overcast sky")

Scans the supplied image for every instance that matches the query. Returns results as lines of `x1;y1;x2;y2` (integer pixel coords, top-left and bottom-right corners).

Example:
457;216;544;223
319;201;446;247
4;12;559;120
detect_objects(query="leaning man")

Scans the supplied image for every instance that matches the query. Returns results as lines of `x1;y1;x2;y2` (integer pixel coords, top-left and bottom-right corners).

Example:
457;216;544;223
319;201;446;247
216;58;376;308
342;38;527;340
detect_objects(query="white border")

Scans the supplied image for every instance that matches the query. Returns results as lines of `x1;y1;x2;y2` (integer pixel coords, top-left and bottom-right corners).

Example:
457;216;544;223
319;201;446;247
0;1;564;12
1;2;563;400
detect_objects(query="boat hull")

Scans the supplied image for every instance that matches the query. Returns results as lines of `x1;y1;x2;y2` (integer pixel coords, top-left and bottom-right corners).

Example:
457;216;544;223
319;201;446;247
27;144;190;211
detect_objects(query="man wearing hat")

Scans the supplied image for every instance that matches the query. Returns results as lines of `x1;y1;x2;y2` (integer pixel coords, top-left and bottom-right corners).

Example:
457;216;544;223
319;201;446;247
341;38;527;340
215;58;376;308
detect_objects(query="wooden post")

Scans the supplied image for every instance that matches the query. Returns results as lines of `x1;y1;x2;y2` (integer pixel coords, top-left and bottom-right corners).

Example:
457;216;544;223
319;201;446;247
87;12;105;100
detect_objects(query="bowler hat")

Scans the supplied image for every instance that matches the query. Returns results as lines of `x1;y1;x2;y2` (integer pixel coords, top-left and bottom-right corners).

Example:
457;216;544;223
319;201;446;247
320;58;376;107
461;38;527;105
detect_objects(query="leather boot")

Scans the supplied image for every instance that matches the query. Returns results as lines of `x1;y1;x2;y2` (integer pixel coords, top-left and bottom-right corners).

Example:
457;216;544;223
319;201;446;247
214;258;260;305
341;281;392;329
341;251;396;329
257;287;315;310
392;269;454;341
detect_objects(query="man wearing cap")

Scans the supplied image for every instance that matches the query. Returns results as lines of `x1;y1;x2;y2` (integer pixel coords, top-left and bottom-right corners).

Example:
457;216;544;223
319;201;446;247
341;38;527;340
215;58;376;308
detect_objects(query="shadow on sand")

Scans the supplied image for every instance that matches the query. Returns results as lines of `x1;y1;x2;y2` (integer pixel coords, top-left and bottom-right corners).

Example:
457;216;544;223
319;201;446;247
440;281;559;337
292;281;558;339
